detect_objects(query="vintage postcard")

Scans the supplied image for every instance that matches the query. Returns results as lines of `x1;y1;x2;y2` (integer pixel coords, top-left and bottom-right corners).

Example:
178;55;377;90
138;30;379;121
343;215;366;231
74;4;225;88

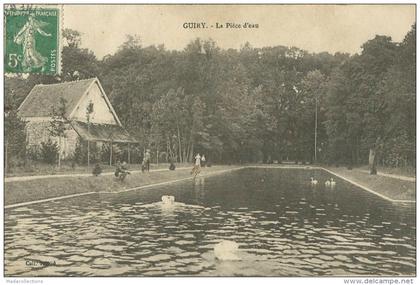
3;3;416;282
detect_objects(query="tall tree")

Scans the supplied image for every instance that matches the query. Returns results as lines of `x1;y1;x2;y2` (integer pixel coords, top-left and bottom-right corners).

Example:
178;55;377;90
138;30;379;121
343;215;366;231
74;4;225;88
49;97;69;167
61;28;100;81
86;101;94;168
5;99;27;171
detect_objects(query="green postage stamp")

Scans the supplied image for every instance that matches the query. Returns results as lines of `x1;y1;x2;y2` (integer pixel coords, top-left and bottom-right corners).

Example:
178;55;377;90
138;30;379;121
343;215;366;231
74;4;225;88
4;5;61;74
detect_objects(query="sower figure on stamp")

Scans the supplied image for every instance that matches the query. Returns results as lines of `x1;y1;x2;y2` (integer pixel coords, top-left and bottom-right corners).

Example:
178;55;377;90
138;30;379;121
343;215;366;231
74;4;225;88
14;15;51;72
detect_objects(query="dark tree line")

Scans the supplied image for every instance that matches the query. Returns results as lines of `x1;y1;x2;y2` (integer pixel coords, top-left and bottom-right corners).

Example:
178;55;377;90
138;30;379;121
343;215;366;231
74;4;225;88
5;25;415;167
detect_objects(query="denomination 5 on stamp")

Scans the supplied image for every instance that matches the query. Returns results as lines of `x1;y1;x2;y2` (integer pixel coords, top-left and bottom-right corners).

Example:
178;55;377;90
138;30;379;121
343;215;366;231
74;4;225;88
4;5;61;74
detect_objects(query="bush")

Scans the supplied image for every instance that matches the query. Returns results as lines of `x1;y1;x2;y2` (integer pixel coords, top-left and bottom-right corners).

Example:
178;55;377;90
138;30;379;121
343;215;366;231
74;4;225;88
40;139;58;164
26;146;41;161
5;110;27;169
101;143;123;165
380;134;415;168
74;138;101;165
92;163;102;176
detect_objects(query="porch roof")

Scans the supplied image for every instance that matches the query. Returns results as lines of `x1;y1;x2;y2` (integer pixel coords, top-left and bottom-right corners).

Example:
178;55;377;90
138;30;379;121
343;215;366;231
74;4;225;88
71;120;138;143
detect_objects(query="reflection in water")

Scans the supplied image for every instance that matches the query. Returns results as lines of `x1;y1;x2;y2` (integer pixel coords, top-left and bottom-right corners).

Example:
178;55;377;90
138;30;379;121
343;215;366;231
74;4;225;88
214;240;240;261
194;177;206;202
4;168;416;276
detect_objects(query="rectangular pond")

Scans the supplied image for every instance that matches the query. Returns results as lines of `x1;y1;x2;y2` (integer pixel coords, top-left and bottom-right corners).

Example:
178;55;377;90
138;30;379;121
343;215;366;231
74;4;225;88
4;168;416;276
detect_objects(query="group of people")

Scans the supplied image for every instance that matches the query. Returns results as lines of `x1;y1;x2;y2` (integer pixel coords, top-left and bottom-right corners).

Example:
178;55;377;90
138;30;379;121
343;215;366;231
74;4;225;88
114;148;174;181
197;153;207;167
113;149;150;182
109;150;208;181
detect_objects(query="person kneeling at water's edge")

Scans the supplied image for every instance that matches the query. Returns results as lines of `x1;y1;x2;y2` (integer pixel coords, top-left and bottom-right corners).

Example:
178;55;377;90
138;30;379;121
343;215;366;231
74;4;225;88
92;163;102;176
115;160;131;181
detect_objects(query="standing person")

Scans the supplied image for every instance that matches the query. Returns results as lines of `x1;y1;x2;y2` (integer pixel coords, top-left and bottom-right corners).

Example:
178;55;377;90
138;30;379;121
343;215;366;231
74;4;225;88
195;153;201;167
191;153;201;178
201;154;206;167
169;157;176;171
115;160;122;177
140;155;145;172
144;149;151;172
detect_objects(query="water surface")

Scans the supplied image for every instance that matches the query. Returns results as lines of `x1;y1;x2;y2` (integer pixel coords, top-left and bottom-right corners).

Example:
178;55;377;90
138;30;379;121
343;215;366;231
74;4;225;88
5;168;416;276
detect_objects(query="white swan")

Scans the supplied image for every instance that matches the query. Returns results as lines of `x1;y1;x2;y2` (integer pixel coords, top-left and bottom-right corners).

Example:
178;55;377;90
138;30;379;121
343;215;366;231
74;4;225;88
330;178;336;187
161;195;175;205
310;177;318;186
325;180;331;187
214;240;240;261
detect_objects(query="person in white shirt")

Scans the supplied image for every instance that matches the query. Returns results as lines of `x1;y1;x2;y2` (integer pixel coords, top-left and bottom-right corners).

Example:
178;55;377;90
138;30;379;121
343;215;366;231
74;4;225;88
195;153;201;165
191;153;202;177
201;154;206;167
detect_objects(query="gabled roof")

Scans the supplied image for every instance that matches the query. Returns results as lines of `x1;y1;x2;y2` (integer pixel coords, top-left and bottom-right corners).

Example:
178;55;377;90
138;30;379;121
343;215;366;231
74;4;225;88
18;78;122;126
18;78;138;143
18;78;96;118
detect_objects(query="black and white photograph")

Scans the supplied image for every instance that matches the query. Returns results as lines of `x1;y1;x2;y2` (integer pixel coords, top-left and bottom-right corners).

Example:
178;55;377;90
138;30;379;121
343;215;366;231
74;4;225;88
2;2;417;282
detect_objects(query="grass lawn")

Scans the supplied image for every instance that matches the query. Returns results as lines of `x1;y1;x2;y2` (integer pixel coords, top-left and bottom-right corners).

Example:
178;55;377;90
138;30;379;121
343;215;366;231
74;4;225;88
5;162;192;177
358;165;416;178
326;166;415;201
5;165;236;206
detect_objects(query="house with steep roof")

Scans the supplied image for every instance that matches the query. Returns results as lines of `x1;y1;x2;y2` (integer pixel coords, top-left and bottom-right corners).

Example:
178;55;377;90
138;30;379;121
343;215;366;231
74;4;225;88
18;78;137;160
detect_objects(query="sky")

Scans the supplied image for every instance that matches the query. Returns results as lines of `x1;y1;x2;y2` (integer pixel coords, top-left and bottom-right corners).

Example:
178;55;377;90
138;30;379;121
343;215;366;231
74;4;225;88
64;4;415;59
